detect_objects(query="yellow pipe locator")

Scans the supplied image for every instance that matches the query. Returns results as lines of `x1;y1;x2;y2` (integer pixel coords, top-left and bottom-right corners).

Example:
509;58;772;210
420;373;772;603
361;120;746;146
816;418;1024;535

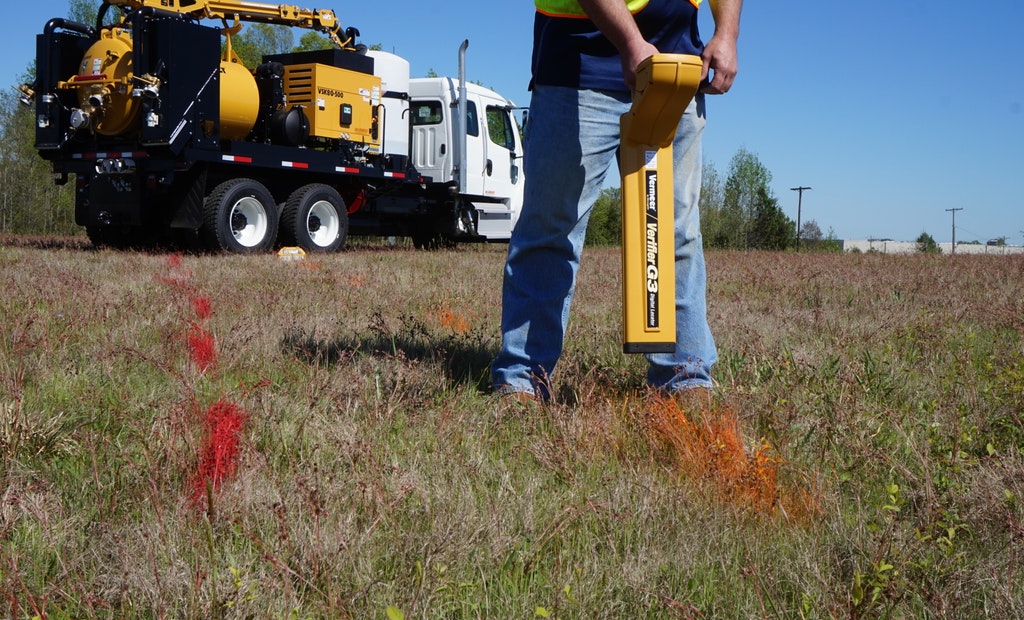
620;54;703;354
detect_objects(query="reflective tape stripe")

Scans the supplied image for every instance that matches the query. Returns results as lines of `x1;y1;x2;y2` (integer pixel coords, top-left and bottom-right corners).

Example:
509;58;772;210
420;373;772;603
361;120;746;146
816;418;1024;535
535;0;651;17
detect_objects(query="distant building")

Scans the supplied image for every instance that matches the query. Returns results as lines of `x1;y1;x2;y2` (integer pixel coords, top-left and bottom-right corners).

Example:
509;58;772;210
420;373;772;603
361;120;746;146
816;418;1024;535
843;240;1024;255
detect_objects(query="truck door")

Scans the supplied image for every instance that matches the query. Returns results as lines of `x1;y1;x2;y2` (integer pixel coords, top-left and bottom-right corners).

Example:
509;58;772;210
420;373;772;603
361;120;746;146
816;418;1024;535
411;97;486;193
473;96;524;239
410;100;450;183
407;96;483;190
482;101;522;202
463;100;485;197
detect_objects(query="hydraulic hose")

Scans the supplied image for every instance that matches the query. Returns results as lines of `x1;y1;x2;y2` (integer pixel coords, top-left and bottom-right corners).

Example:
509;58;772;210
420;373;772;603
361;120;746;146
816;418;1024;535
96;1;111;32
44;18;96;38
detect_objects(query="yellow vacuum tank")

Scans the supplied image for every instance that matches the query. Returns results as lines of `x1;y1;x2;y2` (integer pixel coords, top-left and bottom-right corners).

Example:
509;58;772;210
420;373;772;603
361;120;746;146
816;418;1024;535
219;59;259;140
75;28;138;136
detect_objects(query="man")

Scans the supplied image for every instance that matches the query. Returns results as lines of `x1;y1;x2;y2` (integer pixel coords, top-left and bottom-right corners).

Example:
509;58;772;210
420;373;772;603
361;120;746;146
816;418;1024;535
491;0;741;401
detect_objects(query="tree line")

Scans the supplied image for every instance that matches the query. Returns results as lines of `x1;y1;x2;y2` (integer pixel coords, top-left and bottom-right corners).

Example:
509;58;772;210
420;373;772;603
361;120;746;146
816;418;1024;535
585;147;842;252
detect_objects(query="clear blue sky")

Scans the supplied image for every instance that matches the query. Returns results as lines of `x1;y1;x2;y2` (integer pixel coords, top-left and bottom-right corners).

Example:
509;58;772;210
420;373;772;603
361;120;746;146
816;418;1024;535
4;1;1022;243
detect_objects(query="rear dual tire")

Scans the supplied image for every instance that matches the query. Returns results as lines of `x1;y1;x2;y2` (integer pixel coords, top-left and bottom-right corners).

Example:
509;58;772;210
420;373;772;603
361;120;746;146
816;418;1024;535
279;184;348;253
202;178;279;253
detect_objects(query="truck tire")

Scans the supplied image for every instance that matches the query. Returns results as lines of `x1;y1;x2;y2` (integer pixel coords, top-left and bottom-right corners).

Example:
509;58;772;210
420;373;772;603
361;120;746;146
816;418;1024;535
279;184;348;253
202;179;279;253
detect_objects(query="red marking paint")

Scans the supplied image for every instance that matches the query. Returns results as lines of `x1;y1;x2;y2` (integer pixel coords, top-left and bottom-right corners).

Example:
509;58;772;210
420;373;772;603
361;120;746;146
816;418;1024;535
191;296;213;320
190;400;248;505
187;323;216;372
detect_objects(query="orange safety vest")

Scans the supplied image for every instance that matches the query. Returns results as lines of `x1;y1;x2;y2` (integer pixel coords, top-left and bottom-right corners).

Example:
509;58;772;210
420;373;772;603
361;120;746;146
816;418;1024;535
534;0;701;17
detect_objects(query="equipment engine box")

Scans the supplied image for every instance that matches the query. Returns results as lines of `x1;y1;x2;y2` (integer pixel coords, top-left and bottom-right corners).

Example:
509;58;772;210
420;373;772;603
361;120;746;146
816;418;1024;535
282;63;382;151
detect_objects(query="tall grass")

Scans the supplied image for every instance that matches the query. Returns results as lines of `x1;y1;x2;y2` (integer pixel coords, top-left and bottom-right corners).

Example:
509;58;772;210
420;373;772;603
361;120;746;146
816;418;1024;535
1;237;1022;618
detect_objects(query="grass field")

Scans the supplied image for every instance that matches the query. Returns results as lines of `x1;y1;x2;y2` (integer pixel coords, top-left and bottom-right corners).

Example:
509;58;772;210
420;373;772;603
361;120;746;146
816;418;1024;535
1;237;1022;618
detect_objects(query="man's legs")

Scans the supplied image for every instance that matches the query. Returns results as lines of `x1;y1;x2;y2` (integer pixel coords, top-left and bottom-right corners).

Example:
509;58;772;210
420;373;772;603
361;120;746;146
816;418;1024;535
491;86;628;398
646;95;718;393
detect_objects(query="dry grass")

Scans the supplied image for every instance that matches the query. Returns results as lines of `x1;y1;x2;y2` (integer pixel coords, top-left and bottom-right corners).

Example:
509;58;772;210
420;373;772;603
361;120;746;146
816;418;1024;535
1;238;1022;618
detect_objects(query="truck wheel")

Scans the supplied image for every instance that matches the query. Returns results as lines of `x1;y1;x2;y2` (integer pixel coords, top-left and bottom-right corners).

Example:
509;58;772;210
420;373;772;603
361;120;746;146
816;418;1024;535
202;179;279;253
280;184;348;253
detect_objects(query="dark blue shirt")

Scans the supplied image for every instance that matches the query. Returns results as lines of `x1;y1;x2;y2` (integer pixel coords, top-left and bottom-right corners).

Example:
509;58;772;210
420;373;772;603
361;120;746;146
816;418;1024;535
531;0;704;93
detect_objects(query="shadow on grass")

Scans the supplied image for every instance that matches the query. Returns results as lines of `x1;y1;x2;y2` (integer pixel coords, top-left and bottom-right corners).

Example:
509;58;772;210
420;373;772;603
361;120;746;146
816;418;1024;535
280;312;499;391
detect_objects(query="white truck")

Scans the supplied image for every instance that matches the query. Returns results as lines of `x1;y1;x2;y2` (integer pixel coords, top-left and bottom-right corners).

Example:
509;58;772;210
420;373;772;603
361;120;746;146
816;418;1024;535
23;0;524;252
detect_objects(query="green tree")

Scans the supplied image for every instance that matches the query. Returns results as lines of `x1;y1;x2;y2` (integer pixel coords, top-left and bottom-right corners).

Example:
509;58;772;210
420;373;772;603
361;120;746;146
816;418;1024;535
294;31;335;52
746;186;794;250
65;0;122;27
819;227;844;253
68;0;100;24
916;232;941;254
585;187;621;247
698;160;724;247
800;219;823;244
707;147;778;249
230;23;293;68
0;79;77;235
798;219;840;252
293;35;380;53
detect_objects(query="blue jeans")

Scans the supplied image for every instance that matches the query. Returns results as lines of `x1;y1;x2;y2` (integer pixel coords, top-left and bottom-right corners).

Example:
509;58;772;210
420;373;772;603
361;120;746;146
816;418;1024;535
491;85;717;399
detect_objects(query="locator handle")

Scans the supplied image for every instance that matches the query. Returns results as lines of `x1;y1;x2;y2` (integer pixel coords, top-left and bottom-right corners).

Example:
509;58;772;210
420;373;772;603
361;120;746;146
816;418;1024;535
621;54;704;148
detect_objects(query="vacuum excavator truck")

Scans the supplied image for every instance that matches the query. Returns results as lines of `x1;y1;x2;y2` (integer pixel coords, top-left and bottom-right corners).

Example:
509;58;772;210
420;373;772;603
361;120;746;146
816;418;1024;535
21;0;524;252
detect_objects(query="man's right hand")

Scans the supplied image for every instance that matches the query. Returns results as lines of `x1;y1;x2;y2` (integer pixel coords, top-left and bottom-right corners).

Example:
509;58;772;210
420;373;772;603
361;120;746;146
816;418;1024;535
621;40;660;90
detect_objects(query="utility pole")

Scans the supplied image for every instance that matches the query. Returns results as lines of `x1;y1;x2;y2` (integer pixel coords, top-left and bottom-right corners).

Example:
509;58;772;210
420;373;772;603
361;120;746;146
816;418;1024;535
946;207;963;254
790;186;811;251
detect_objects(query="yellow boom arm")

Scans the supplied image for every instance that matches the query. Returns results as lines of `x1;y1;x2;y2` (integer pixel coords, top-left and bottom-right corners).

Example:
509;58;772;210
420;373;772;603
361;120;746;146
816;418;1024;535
104;0;356;48
620;54;703;354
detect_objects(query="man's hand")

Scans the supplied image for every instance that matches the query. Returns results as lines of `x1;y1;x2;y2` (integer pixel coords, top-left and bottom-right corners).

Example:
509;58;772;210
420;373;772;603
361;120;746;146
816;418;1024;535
701;0;741;94
700;34;738;94
621;40;660;90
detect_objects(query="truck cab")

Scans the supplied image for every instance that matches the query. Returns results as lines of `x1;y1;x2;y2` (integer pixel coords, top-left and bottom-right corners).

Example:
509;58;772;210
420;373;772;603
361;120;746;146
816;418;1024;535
409;78;525;241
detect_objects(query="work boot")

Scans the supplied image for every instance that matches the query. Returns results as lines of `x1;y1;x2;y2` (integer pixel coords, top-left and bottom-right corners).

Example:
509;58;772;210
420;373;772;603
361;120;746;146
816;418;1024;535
674;386;712;414
494;385;545;407
504;390;538;405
